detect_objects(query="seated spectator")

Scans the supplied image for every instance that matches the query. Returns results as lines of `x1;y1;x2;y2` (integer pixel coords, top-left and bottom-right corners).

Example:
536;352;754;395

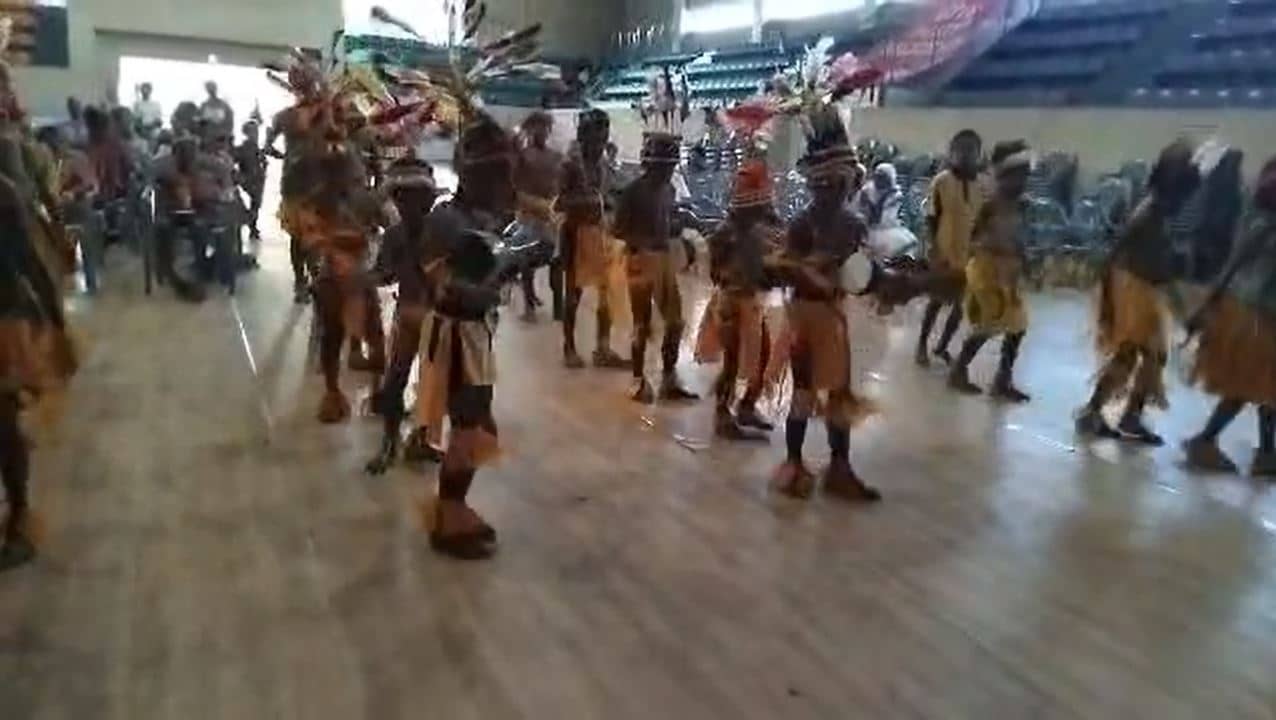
62;96;87;149
853;162;918;258
34;125;95;208
152;137;215;301
84;106;132;205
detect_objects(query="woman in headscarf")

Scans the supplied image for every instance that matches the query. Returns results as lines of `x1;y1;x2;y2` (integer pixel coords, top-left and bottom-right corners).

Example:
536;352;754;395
0;135;77;570
852;161;917;258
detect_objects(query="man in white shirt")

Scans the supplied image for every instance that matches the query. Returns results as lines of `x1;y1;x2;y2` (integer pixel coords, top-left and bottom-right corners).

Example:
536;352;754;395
198;81;234;142
132;82;163;142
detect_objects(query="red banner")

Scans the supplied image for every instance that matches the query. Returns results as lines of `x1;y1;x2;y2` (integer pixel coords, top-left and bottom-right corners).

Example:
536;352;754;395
866;0;1007;82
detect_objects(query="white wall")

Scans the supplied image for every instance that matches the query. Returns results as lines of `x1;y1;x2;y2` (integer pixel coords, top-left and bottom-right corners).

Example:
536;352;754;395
12;0;342;119
482;0;626;58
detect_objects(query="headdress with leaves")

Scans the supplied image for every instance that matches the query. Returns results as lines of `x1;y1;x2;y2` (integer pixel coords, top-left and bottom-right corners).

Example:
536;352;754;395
770;38;880;179
0;16;26;125
368;2;557;138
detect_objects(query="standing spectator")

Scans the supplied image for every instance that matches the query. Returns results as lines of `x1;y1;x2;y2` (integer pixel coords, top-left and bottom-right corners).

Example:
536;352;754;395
62;96;87;148
111;107;150;167
132;82;163;143
234;120;267;240
198;81;234;141
171;101;200;139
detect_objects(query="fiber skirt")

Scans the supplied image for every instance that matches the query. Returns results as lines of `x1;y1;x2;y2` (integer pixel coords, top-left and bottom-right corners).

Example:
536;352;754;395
1096;267;1168;358
964;252;1027;335
0;318;77;399
1191;295;1276;406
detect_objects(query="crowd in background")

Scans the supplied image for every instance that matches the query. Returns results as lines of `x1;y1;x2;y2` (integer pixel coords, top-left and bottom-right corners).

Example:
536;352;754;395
31;81;270;300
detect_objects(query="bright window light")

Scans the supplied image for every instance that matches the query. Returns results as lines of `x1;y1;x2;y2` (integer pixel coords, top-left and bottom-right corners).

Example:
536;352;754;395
681;1;754;34
343;0;450;43
762;0;865;21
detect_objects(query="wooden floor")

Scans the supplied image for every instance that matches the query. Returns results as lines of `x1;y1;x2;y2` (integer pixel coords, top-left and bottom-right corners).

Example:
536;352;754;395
4;229;1276;720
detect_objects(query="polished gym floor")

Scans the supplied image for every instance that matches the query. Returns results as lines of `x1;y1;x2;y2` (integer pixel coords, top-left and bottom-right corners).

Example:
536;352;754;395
2;222;1275;719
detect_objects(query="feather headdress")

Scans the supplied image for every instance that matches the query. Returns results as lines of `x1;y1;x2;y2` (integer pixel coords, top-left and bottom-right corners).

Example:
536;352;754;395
0;16;11;58
769;37;873;180
368;2;555;136
0;16;27;124
636;64;690;165
723;98;777;156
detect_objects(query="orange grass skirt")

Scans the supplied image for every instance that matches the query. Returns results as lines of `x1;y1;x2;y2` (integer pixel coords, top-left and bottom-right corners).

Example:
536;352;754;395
762;299;876;429
1191;295;1276;406
1096;267;1168;358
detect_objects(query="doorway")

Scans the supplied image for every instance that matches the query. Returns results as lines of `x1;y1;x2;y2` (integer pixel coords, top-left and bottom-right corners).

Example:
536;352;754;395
117;55;292;134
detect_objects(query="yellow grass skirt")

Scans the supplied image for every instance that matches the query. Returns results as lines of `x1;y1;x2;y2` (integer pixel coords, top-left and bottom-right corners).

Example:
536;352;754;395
1191;295;1276;406
964;252;1027;335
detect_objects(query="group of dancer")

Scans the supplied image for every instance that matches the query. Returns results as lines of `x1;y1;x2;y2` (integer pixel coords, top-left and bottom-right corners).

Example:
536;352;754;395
4;10;1276;570
262;19;1276;563
916;128;1276;474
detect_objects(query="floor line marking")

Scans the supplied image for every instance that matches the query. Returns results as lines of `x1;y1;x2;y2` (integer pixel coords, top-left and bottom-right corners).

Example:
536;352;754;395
231;297;276;443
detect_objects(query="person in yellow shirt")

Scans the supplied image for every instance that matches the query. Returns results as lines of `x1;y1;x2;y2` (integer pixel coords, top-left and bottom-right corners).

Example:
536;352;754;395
947;140;1033;401
916;130;983;366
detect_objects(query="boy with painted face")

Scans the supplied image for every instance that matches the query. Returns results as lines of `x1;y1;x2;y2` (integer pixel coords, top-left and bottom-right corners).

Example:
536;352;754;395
366;157;444;474
512;111;560;320
770;109;880;502
613;131;698;402
556;109;627;369
416;115;517;559
1076;140;1201;445
701;158;781;439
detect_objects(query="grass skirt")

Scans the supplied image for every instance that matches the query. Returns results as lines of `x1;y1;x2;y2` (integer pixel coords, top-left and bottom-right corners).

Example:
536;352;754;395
0;318;77;399
416;312;499;467
1190;295;1276;406
1094;266;1169;407
964;251;1028;335
1096;267;1168;358
762;298;877;429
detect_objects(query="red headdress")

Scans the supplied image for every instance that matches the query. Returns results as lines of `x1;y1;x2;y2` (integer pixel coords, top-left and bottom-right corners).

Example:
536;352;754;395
723;98;778;209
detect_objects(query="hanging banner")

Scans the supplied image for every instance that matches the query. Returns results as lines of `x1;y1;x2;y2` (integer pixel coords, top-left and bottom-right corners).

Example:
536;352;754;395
865;0;1007;83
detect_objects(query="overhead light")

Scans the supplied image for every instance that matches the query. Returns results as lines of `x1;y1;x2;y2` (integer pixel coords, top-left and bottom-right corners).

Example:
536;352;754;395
208;54;219;64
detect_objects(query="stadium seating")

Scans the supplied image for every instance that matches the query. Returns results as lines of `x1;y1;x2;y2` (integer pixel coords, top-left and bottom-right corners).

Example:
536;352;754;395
1140;1;1276;105
945;0;1169;97
595;0;1276;108
595;40;802;107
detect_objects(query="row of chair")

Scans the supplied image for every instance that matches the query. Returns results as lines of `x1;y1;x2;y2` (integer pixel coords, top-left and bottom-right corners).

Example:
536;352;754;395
996;23;1143;53
961;55;1109;82
1228;0;1276;17
1128;85;1276;106
1024;0;1171;27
